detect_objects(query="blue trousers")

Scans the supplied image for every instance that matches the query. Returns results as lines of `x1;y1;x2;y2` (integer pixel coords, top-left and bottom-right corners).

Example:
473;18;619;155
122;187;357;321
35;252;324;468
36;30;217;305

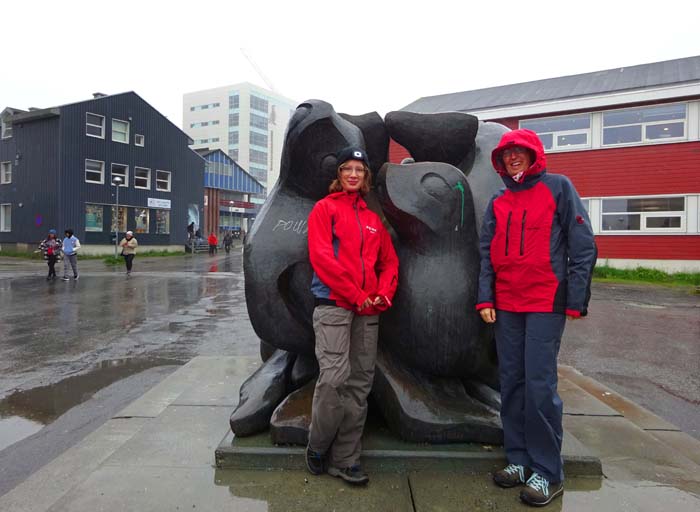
495;311;566;483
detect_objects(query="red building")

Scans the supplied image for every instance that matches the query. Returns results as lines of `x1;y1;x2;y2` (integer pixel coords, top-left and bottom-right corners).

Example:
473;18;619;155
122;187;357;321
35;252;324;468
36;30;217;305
397;56;700;272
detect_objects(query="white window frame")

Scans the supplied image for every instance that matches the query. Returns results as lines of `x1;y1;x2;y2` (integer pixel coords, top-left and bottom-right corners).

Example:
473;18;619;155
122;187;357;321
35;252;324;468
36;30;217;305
135;134;145;147
1;118;12;139
111;163;129;187
599;194;687;234
86;112;105;139
0;203;11;232
601;103;688;148
84;159;105;184
134;166;151;189
519;113;591;152
156;170;171;192
1;161;11;184
111;118;130;144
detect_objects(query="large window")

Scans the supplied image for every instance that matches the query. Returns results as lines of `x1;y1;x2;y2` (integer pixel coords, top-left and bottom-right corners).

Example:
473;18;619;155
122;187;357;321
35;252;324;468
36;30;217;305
112;119;130;144
156;170;171;192
601;196;685;232
520;114;591;151
228;149;239;160
0;204;10;231
111;163;128;186
250;95;269;113
155;210;170;234
86;113;104;138
134;208;149;233
250;131;268;147
1;161;11;184
85;204;104;232
229;131;239;145
111;206;127;232
229;113;239;127
250;148;268;165
85;159;104;184
2;118;13;139
229;94;239;109
603;104;687;146
250;113;268;130
134;167;151;189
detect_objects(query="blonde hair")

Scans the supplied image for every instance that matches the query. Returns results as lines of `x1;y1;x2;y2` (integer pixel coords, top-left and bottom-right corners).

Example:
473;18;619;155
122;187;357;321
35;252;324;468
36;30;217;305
328;163;372;195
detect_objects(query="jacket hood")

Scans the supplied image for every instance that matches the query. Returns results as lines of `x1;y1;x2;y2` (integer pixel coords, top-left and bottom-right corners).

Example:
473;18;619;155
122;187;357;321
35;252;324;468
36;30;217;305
491;129;547;179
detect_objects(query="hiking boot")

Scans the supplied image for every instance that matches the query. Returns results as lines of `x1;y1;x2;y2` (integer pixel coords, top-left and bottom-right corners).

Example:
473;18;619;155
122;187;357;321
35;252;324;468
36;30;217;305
520;472;563;507
493;463;532;488
327;464;369;486
305;445;325;475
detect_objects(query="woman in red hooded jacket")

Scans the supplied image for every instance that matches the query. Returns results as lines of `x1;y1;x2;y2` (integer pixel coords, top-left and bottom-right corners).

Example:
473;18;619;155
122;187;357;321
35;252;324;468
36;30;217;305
304;146;398;486
477;129;596;507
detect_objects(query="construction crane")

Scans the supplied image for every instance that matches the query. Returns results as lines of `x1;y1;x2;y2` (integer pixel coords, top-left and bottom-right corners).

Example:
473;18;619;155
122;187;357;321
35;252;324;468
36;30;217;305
240;48;279;96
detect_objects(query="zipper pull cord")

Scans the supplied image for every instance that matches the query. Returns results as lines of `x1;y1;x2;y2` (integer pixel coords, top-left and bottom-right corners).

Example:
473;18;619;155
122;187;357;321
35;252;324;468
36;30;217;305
453;182;465;228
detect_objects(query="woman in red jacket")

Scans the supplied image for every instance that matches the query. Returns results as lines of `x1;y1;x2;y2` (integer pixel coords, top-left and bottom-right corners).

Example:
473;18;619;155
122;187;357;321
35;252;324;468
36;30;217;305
305;147;399;486
207;232;218;255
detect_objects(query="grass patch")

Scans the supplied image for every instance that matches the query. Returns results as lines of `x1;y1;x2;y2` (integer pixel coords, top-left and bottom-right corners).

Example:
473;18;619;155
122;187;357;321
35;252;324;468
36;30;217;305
102;250;185;265
593;265;700;287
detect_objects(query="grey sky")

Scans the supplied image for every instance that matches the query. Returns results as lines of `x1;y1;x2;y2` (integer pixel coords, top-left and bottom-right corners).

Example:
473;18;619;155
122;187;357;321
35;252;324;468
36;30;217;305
3;0;699;129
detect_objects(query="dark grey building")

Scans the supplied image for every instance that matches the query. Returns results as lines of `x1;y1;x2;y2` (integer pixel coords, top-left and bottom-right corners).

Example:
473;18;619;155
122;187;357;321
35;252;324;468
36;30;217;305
0;92;204;252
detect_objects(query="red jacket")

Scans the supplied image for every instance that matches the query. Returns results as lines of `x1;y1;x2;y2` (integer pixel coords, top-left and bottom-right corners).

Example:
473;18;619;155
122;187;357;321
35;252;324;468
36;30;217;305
208;234;218;245
308;191;399;315
477;129;597;317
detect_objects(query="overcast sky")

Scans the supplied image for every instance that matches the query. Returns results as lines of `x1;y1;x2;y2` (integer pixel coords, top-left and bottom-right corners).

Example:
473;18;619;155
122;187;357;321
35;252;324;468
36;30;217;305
2;0;699;128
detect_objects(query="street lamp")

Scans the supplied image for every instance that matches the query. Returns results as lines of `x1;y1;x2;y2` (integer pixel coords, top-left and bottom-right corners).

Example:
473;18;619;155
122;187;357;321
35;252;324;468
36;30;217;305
112;176;123;256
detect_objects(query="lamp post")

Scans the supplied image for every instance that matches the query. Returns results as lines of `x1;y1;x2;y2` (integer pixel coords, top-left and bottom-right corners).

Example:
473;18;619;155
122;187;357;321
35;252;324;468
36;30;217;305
112;176;123;257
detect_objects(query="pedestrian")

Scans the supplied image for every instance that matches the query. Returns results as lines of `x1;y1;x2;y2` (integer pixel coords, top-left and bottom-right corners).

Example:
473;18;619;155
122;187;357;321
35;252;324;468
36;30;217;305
39;229;62;280
223;232;233;253
476;129;596;507
61;228;81;281
187;221;195;240
207;232;218;255
119;230;138;275
305;146;399;486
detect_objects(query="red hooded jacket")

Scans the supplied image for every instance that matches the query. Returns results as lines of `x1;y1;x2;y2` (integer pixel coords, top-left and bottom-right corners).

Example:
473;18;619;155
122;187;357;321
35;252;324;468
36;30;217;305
476;129;597;317
308;191;399;316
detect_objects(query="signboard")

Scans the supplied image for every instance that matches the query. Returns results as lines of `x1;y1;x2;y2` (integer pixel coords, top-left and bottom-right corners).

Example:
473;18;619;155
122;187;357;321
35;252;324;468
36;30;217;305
227;207;245;213
148;198;172;209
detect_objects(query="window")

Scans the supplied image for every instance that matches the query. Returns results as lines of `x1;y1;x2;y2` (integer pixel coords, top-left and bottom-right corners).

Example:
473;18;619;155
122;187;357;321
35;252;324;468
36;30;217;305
212;120;220;125
250;113;268;130
202;104;209;110
111;163;128;186
520;114;591;151
229;95;239;109
250;166;267;182
250;131;268;147
85;159;104;184
228;131;239;145
603;104;687;146
213;102;220;108
601;196;685;232
211;137;220;143
190;106;195;111
228;149;239;160
112;119;130;144
155;210;170;234
250;148;268;165
134;208;149;233
201;121;209;127
0;204;10;231
1;161;11;184
134;167;151;189
135;134;144;147
1;118;12;139
156;170;171;191
251;95;269;113
86;113;105;138
110;206;127;232
85;204;104;232
229;113;239;126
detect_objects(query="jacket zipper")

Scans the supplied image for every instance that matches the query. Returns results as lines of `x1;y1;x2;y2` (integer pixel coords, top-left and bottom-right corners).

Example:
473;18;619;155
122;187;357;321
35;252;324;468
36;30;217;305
354;199;366;289
520;210;527;256
505;211;512;256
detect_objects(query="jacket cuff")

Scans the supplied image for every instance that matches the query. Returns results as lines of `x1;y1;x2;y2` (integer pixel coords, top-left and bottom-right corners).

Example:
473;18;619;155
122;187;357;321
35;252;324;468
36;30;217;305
476;302;494;311
566;309;581;318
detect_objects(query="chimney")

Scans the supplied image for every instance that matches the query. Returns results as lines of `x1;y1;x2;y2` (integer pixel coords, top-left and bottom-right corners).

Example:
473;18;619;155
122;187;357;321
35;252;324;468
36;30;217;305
93;92;108;99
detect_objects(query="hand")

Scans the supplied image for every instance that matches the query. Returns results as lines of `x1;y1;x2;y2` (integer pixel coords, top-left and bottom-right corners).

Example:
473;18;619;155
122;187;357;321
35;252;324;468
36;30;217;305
479;308;496;324
567;315;580;321
372;296;386;307
358;297;373;311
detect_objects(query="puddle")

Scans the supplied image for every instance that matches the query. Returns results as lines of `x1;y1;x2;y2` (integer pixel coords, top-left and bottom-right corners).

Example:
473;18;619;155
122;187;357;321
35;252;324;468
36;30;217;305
0;356;181;451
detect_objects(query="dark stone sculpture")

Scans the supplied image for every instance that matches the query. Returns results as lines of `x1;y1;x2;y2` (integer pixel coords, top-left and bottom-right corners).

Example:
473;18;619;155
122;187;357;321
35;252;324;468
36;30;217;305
231;101;508;446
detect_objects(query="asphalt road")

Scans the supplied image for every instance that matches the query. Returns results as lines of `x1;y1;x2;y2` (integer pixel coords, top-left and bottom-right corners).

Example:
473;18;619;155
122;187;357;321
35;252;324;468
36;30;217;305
0;250;698;497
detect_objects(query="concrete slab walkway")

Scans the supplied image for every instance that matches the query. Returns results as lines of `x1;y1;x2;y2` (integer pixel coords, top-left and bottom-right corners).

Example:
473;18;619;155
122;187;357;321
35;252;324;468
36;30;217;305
1;357;699;511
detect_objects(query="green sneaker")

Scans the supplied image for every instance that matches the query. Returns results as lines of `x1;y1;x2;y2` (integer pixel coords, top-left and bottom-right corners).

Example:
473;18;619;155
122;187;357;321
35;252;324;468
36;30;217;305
520;472;563;507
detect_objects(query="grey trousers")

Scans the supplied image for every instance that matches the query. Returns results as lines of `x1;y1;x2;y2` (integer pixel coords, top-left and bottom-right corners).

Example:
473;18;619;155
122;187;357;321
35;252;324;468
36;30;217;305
308;305;379;468
63;254;78;277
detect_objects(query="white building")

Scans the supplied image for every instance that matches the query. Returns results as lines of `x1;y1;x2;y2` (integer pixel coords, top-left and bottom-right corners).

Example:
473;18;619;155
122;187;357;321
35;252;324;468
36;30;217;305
183;83;297;193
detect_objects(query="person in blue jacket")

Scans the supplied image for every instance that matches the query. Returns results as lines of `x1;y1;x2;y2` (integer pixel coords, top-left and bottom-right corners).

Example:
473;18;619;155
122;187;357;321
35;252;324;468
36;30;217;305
61;228;81;281
476;129;596;507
